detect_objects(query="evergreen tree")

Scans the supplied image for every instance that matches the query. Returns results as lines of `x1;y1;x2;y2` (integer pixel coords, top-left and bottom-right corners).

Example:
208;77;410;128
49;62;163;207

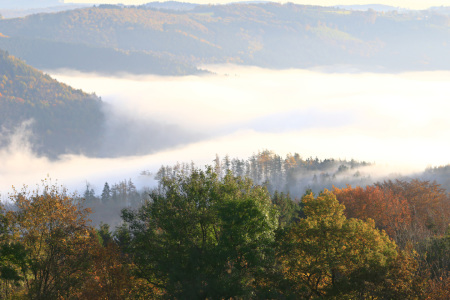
100;182;111;204
83;182;96;204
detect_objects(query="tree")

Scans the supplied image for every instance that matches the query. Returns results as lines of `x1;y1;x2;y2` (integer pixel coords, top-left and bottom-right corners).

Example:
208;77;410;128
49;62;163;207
376;179;450;238
83;182;97;204
271;191;299;228
126;179;140;207
121;167;278;299
420;225;450;299
0;205;28;299
277;190;422;299
213;154;222;178
333;185;411;238
100;182;111;204
78;224;142;299
222;154;231;173
8;181;96;299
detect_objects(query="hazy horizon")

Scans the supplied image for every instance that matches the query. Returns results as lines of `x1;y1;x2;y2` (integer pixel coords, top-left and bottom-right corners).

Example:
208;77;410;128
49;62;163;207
65;0;450;10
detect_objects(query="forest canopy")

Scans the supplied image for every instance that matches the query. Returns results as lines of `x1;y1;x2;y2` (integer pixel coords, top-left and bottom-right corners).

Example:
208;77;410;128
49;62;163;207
1;168;448;298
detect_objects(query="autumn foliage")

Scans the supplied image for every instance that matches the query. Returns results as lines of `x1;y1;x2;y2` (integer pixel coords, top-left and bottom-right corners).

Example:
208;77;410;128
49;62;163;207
376;180;450;236
277;190;425;299
333;185;411;237
334;180;450;244
0;175;447;299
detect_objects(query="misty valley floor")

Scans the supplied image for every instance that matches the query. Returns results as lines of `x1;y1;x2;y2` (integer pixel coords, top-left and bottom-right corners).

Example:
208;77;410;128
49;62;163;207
1;65;449;194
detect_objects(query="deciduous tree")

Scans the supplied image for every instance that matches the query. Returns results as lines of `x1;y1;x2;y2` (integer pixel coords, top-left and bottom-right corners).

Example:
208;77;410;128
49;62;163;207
121;167;278;299
333;185;411;238
8;181;96;299
278;190;423;299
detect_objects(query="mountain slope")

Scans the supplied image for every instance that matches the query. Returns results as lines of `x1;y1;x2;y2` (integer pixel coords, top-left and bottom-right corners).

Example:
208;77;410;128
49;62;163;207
0;48;104;158
0;36;202;75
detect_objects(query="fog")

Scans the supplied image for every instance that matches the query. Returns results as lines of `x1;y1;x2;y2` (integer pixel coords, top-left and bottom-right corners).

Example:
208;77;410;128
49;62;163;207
1;65;449;196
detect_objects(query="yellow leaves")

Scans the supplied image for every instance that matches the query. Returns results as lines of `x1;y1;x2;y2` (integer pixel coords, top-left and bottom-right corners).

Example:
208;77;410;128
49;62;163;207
281;190;400;297
4;180;97;297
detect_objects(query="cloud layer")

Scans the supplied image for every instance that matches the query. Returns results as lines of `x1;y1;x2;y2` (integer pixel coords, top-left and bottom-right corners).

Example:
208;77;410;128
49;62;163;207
1;66;449;196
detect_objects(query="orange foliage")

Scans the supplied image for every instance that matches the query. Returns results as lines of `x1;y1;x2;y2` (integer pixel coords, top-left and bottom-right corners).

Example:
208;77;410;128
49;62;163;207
284;154;299;169
334;180;450;245
426;273;450;300
376;180;450;235
333;185;411;237
78;243;136;299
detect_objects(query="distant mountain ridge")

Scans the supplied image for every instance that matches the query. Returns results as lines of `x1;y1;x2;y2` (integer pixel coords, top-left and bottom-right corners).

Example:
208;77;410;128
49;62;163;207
0;2;449;74
335;4;403;12
141;1;199;11
0;36;203;75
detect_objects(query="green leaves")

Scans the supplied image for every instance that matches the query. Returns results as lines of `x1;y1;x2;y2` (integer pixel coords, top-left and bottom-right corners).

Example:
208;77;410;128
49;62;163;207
122;167;278;298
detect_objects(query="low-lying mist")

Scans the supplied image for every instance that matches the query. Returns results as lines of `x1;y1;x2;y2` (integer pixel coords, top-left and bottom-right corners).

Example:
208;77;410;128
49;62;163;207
1;65;449;196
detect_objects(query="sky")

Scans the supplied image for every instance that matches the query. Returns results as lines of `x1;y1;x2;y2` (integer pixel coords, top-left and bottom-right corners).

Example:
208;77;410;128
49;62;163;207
65;0;450;10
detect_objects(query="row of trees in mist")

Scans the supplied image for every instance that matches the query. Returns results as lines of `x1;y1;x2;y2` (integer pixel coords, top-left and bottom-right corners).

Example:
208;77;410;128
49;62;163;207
83;151;450;228
0;162;448;299
81;179;145;227
157;150;373;196
81;151;373;227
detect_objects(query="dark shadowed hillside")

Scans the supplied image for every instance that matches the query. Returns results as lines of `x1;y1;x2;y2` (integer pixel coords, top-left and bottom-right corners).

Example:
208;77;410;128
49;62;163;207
0;49;203;158
0;48;104;158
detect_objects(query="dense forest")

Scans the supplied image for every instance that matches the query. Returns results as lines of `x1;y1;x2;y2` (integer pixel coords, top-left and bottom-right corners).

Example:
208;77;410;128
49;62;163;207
0;3;449;74
0;49;104;158
0;163;448;299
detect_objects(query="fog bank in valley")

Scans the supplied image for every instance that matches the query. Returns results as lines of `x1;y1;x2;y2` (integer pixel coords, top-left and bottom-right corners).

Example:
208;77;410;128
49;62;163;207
1;65;449;196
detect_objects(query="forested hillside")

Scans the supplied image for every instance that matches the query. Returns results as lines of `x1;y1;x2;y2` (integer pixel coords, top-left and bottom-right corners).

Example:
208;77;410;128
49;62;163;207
0;36;203;75
0;3;449;74
0;49;104;157
1;165;448;298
